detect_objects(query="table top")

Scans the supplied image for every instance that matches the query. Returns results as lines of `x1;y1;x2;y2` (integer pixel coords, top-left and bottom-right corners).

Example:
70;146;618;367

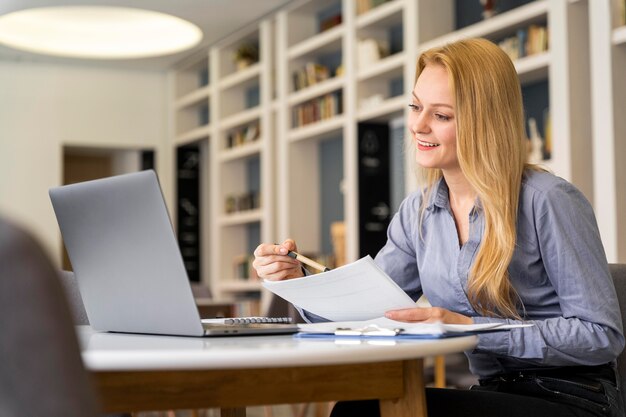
78;326;477;371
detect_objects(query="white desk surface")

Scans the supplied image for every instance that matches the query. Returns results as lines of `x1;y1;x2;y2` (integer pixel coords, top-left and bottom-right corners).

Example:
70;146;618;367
78;326;477;371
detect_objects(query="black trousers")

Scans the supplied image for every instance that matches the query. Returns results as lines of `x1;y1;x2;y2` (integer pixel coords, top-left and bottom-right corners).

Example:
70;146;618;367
330;366;624;417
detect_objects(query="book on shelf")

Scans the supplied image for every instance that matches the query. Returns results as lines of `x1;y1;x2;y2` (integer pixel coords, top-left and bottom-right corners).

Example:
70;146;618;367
292;62;331;91
319;13;342;32
233;254;259;281
498;24;548;62
356;0;393;16
224;191;261;214
292;91;343;128
225;122;260;149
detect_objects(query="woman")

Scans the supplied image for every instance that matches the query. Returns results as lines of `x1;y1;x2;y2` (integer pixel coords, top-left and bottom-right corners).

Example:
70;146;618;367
253;38;625;417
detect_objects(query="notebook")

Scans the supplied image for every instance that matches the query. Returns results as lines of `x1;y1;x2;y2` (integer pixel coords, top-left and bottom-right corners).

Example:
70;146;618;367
49;170;298;337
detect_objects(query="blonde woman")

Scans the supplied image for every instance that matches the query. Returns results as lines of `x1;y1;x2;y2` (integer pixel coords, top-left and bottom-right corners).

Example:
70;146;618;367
253;39;624;417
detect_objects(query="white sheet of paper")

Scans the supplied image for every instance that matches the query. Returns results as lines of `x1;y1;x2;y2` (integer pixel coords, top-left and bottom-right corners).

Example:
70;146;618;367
262;255;417;321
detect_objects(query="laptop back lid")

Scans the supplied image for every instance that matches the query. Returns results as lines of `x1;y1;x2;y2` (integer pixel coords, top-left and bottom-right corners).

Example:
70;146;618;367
49;170;205;336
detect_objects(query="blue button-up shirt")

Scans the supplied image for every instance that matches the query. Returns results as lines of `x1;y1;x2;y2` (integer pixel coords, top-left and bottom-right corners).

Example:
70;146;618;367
374;169;624;377
299;169;624;378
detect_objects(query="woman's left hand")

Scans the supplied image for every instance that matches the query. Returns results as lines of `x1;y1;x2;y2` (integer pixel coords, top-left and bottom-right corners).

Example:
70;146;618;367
385;307;473;325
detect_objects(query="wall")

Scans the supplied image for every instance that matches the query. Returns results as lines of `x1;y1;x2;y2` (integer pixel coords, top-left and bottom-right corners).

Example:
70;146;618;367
0;60;170;265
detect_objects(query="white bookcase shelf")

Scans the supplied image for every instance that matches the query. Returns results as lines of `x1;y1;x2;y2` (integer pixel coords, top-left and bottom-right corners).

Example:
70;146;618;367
218;63;262;90
174;85;211;110
418;1;548;51
356;0;404;29
219;107;262;131
287;115;345;142
219;141;263;162
288;25;345;59
174;124;212;146
357;52;405;81
357;94;405;122
515;51;550;84
288;76;345;106
219;209;264;226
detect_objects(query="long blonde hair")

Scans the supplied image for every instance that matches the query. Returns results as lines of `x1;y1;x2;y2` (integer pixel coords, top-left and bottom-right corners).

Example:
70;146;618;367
416;38;527;318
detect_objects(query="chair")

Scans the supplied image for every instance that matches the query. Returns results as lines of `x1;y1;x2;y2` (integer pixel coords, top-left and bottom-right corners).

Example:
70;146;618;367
609;263;626;406
0;218;99;417
59;270;90;325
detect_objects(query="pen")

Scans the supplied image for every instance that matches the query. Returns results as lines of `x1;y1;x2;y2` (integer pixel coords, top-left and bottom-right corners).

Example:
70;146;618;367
287;250;331;272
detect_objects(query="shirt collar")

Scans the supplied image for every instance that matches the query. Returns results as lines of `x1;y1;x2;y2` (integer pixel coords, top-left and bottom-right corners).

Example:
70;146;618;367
425;177;483;215
425;178;450;211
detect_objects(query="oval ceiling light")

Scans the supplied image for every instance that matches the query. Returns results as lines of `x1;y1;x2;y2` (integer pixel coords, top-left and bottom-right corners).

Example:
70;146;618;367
0;6;203;59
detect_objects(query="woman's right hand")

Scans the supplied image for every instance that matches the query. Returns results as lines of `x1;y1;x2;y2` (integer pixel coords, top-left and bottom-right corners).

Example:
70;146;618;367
252;239;304;281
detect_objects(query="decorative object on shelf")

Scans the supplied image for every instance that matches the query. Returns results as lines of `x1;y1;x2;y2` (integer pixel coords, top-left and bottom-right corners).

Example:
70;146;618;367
480;0;498;19
527;117;543;164
331;221;346;267
233;254;258;280
233;42;259;70
543;108;552;160
357;38;389;69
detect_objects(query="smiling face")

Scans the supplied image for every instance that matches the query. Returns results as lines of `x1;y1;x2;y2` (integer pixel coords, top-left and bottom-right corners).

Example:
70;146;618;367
409;64;459;174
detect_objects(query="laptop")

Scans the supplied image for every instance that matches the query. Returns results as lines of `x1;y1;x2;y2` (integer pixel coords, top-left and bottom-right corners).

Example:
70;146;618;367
49;170;298;337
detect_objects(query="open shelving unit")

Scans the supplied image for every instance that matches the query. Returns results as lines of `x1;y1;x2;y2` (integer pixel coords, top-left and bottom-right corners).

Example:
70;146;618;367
208;20;275;314
170;51;212;287
276;0;356;266
590;0;626;262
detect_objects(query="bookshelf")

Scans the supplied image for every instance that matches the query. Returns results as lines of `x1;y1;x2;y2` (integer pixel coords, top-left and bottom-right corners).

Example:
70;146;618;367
209;20;275;315
590;0;626;262
276;0;355;266
169;20;275;314
277;0;593;261
168;0;626;310
170;52;212;293
172;54;211;147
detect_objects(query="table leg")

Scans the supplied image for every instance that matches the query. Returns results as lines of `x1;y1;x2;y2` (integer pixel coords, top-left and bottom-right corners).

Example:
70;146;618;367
221;407;246;417
379;359;427;417
434;356;446;388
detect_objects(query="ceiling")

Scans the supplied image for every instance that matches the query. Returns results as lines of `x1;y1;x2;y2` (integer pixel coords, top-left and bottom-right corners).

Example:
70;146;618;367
0;0;293;70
